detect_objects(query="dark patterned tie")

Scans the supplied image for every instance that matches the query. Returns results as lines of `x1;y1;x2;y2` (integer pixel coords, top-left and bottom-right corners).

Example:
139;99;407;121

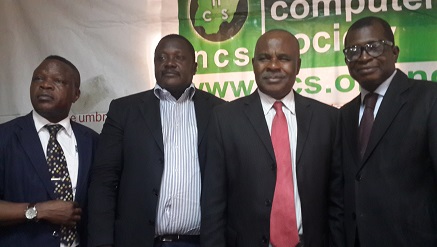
45;124;77;246
270;101;299;247
358;93;378;159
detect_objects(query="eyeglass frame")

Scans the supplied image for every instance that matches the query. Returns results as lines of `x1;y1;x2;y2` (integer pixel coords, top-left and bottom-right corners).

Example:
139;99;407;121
343;40;394;62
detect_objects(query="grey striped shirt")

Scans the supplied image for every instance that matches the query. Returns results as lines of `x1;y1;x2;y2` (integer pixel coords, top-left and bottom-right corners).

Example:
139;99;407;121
154;84;201;235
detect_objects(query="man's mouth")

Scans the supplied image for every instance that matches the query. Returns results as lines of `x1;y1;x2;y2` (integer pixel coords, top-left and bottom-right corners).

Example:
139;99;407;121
37;94;54;101
357;66;378;74
263;74;285;82
162;70;179;77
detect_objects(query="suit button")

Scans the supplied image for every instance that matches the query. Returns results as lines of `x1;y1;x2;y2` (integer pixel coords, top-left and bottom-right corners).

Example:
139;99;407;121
355;174;362;181
153;188;159;196
159;158;164;164
149;220;155;226
261;235;268;244
52;230;59;237
265;200;272;207
271;163;276;171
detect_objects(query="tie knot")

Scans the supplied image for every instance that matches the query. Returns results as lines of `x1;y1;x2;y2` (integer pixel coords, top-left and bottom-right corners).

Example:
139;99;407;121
273;101;283;112
364;93;378;109
45;124;63;136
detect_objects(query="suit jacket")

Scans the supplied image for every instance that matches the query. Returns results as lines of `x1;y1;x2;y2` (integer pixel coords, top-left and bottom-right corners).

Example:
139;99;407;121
340;70;437;246
87;88;225;247
0;112;99;247
201;90;344;247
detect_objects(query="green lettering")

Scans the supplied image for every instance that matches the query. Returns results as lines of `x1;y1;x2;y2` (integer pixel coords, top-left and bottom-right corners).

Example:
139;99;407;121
229;80;254;97
408;70;427;80
335;74;355;92
304;76;322;94
200;81;229;98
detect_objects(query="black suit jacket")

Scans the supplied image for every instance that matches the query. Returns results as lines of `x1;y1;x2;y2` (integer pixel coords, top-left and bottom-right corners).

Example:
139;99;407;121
340;70;437;246
201;91;344;247
0;113;99;247
87;88;224;247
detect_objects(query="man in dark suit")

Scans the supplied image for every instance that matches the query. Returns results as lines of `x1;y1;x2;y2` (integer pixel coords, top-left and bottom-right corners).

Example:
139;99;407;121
87;34;224;247
0;55;99;247
201;29;344;247
340;16;437;246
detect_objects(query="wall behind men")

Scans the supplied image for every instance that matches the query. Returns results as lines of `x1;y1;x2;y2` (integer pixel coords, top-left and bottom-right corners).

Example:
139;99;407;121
1;0;436;132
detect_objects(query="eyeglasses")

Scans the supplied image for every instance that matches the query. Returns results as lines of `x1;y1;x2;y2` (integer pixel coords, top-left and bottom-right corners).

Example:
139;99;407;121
343;40;394;62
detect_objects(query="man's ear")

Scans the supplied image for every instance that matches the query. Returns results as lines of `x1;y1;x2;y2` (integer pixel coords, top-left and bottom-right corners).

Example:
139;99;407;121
73;88;80;103
393;46;400;63
193;62;197;75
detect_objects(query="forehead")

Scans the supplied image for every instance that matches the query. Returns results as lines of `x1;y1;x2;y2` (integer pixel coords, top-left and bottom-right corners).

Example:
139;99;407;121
255;32;298;54
345;23;387;46
155;38;192;54
34;59;72;75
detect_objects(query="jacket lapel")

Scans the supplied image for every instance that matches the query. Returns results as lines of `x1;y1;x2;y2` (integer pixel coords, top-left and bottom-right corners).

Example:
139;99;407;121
18;113;56;199
72;123;93;204
360;70;410;165
193;89;210;146
139;91;164;153
243;91;276;161
294;92;312;164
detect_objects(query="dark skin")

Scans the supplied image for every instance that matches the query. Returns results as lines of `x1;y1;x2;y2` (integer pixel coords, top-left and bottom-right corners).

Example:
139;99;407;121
30;59;80;123
96;36;197;247
0;59;81;227
252;30;301;100
154;36;197;99
344;23;399;92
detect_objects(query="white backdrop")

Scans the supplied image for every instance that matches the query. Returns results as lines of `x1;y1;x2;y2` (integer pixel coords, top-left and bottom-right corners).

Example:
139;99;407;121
1;1;436;132
0;0;179;130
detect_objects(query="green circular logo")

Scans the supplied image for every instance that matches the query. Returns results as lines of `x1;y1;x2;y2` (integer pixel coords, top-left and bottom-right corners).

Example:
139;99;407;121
190;0;248;42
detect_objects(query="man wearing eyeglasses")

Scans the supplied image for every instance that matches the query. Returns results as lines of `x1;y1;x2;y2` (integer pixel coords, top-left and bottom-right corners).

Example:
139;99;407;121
339;16;437;247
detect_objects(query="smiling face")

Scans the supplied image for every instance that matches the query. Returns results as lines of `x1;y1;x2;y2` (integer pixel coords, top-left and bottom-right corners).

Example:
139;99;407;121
30;59;80;123
252;30;301;100
344;22;399;92
154;36;197;99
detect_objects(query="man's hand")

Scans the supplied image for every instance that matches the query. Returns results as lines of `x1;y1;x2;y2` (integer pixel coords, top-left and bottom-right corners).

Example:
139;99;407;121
36;200;81;226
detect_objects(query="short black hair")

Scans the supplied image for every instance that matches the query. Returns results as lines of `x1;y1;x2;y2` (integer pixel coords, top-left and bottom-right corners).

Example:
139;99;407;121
44;55;81;88
347;16;395;44
157;34;196;60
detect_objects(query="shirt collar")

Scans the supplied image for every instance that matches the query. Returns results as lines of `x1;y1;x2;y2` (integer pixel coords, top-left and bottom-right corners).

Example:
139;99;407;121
32;110;73;137
360;70;397;103
153;83;196;102
258;89;296;116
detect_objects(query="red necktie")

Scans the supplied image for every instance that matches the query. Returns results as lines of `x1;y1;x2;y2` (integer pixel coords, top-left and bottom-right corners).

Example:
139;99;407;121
358;93;378;159
270;101;299;247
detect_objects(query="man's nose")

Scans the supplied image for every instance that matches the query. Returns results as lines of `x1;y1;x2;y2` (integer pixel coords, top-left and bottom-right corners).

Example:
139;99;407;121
266;57;280;70
40;79;55;89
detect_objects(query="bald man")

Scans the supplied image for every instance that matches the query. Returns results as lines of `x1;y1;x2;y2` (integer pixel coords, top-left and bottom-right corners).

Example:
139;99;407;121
201;30;344;247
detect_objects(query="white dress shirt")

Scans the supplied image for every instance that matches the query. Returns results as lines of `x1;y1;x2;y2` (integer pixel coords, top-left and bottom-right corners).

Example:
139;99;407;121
32;111;79;247
258;89;303;235
154;84;201;235
359;70;397;124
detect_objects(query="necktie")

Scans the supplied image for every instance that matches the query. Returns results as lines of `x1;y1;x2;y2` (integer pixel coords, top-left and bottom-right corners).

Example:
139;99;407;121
358;93;378;159
45;124;77;246
270;101;299;247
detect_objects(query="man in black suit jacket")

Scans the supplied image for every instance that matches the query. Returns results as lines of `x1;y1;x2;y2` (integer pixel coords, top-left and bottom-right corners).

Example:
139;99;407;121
0;55;99;247
87;34;224;247
201;30;344;247
340;16;437;246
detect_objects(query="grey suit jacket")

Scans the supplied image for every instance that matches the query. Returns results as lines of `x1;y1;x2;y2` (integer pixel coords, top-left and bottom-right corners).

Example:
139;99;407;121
340;70;437;246
201;90;343;247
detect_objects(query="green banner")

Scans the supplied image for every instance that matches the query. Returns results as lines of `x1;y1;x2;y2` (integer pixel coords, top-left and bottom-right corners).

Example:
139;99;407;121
179;0;436;72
